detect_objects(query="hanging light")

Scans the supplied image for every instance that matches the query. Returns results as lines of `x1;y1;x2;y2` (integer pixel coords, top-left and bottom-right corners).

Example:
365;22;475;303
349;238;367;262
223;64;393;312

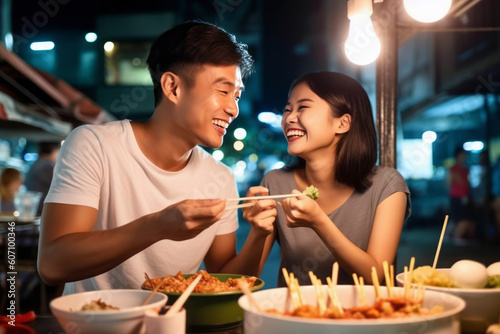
403;0;452;23
344;0;381;66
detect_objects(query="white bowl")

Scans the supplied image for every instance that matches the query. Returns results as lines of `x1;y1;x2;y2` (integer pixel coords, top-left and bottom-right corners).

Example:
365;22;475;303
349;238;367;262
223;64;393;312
50;289;168;334
238;285;465;334
396;269;500;334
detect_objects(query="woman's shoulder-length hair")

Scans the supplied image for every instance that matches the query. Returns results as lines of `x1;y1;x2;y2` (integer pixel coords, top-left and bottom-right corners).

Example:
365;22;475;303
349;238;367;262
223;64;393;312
285;71;378;192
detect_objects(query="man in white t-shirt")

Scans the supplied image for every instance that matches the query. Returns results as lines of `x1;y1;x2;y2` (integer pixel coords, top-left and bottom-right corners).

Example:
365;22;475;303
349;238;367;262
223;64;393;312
38;21;275;293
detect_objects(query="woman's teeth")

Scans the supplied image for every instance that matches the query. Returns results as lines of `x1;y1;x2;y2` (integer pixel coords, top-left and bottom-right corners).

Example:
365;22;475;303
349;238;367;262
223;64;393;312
287;130;305;137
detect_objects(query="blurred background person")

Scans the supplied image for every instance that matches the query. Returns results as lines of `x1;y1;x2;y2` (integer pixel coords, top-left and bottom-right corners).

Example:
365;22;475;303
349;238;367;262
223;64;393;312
448;146;475;242
25;141;61;215
0;167;24;213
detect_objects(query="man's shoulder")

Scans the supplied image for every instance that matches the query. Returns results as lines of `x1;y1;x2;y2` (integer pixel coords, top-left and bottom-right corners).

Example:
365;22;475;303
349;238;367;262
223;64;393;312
193;146;233;174
72;120;128;136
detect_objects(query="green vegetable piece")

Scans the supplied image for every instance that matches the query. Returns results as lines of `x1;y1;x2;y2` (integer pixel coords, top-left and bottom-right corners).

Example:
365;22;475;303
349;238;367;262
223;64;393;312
486;274;500;289
303;185;319;200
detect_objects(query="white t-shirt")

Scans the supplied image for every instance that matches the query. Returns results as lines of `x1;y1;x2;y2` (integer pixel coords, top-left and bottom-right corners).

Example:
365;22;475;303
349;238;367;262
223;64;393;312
45;120;238;293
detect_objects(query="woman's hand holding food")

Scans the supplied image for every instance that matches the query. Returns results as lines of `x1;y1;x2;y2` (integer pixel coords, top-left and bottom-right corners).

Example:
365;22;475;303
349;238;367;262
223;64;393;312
242;186;277;236
281;189;325;229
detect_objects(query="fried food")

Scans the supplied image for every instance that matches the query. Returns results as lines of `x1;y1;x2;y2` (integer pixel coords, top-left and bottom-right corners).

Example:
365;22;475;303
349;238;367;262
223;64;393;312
144;270;257;293
268;297;442;320
80;298;119;311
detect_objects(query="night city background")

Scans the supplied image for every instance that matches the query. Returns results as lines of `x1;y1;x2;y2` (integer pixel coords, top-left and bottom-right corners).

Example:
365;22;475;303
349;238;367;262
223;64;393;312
1;0;500;315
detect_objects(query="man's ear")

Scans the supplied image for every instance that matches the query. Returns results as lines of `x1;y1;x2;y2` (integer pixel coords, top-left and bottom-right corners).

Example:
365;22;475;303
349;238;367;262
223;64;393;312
336;113;351;134
160;72;181;103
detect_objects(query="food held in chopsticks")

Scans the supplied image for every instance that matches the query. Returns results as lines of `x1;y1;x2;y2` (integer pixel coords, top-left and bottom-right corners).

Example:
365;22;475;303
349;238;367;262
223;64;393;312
143;270;257;293
303;185;319;200
266;261;442;320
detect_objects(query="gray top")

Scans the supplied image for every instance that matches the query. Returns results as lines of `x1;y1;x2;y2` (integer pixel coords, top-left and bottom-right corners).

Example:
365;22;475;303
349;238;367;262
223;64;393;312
261;166;411;287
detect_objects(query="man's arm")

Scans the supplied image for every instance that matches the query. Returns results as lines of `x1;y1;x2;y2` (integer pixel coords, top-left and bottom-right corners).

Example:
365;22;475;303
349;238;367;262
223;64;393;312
38;198;226;285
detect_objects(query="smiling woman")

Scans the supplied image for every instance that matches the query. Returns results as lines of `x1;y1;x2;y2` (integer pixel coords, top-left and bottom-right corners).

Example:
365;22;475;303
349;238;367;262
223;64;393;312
242;71;411;289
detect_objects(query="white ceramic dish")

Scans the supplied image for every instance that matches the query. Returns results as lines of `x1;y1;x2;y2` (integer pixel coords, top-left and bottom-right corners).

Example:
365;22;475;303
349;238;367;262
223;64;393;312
50;289;167;334
238;285;465;334
396;269;500;334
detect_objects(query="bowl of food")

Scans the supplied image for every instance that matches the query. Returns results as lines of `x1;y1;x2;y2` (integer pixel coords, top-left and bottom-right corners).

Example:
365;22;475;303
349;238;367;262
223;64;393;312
238;284;465;334
396;260;500;333
142;270;265;332
239;285;465;334
50;289;167;334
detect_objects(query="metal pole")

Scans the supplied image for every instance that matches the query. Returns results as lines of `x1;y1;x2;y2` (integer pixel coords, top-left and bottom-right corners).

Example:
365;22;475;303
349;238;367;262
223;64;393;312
375;0;398;168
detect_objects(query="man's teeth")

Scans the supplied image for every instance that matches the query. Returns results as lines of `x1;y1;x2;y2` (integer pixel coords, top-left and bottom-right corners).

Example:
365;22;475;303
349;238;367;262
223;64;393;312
212;119;229;129
287;130;305;137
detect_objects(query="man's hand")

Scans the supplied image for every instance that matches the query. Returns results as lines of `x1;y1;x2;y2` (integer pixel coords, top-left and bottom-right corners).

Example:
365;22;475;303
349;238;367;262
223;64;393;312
155;198;227;240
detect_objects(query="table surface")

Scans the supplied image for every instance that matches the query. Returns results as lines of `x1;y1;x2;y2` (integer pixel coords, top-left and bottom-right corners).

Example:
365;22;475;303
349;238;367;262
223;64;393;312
25;315;244;334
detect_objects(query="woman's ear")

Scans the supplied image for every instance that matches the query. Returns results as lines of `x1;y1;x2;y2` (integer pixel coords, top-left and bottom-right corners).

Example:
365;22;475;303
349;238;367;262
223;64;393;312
336;113;351;134
160;72;181;103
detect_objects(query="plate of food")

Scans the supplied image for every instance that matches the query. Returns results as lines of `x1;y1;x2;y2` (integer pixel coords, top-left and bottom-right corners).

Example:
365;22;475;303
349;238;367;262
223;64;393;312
142;270;265;332
396;259;500;333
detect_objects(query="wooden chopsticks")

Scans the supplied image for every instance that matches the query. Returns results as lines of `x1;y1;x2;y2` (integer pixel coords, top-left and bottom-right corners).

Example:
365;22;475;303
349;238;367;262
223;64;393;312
225;193;307;210
226;193;307;203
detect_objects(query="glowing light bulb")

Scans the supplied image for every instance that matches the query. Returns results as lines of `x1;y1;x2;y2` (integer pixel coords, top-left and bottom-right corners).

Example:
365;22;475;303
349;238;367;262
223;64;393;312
344;0;381;66
404;0;452;23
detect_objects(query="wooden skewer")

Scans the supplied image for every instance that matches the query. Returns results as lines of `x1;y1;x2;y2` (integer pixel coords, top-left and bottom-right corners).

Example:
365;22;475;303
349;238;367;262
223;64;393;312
432;215;449;269
238;280;264;313
282;268;292;312
352;273;367;306
309;272;327;315
383;261;392;298
142;273;164;306
282;268;290;286
390;264;395;293
144;273;154;289
326;277;344;314
282;268;302;309
226;193;307;202
327;263;342;312
403;266;409;299
371;267;380;300
289;274;303;308
331;262;339;286
166;275;202;315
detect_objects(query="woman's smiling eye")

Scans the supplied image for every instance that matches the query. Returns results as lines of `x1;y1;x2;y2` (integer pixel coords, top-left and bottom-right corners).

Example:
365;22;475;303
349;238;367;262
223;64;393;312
219;90;228;95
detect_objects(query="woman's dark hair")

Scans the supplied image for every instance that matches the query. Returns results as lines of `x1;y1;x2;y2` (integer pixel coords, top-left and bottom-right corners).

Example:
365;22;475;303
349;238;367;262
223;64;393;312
286;71;378;192
147;20;254;106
